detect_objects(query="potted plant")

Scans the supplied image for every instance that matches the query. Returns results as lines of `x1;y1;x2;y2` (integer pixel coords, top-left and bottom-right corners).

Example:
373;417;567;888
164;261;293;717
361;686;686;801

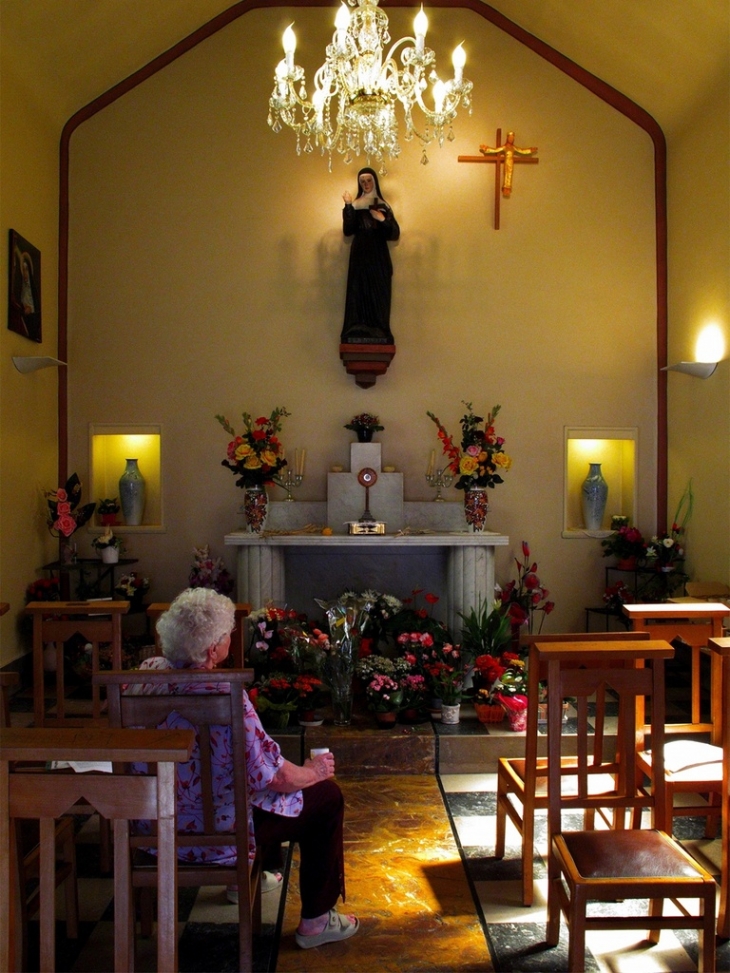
458;597;511;669
249;673;299;729
344;412;384;443
293;673;325;725
423;643;464;724
91;527;123;563
97;497;120;526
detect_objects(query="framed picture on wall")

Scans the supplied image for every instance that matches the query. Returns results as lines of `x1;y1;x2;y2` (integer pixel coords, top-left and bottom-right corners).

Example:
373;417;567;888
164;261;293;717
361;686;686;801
8;229;42;342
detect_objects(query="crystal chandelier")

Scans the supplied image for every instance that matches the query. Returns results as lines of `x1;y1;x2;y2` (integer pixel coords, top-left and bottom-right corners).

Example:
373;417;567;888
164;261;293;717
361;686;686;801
267;0;473;172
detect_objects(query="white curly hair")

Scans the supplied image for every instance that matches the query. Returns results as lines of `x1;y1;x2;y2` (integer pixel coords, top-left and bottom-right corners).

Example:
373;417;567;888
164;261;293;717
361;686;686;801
156;588;235;666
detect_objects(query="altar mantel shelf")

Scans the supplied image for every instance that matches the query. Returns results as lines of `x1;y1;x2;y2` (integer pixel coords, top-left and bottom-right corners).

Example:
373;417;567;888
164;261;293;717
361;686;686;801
225;531;509;634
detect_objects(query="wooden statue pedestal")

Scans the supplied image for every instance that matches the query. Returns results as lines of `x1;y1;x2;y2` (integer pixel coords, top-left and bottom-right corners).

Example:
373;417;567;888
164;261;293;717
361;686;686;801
339;343;395;387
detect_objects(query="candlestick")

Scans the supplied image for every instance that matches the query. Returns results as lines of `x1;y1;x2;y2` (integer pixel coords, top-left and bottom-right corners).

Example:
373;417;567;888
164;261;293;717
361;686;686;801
425;467;453;501
298;448;306;476
279;467;304;502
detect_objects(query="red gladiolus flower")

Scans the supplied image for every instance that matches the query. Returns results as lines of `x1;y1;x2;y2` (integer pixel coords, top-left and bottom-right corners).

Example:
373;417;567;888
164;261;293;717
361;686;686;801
521;540;530;559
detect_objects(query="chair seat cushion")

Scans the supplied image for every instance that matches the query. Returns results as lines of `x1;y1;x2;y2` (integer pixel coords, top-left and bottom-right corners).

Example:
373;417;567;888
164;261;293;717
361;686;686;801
639;740;723;779
506;758;618;797
560;829;704;880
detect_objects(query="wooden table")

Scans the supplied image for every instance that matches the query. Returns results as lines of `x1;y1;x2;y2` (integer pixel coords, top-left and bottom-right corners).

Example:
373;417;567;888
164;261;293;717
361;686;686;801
622;602;727;737
708;635;730;939
0;726;194;972
25;600;130;727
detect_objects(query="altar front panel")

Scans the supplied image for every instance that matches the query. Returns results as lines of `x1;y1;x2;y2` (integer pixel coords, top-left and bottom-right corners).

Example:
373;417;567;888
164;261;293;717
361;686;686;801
225;532;509;634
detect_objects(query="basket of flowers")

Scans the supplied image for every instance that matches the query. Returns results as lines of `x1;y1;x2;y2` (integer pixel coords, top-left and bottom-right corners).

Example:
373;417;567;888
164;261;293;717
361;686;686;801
344;412;384;443
473;687;506;723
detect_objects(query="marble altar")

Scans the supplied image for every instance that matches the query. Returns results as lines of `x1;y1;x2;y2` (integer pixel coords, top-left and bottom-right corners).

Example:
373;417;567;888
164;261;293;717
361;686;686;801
224;443;509;632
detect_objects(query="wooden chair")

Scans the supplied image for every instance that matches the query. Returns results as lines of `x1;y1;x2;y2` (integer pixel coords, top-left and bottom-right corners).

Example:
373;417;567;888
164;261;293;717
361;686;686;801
0;671;80;970
25;600;130;727
96;668;262;972
541;638;716;972
708;635;730;940
623;602;726;835
494;630;650;906
0;726;193;973
146;602;251;668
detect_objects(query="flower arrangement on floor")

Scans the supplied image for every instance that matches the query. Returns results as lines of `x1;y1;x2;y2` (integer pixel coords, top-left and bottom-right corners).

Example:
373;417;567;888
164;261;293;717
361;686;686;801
46;473;96;539
344;412;384;442
188;544;234;596
600;525;647;565
249;673;300;728
499;541;555;639
385;588;453;651
317;593;375;725
246;606;325;678
426;402;511;491
215;407;290;488
645;527;685;568
114;572;150;603
422;642;464;705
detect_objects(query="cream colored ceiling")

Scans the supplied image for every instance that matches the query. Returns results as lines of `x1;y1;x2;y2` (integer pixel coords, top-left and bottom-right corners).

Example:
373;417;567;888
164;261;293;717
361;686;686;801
1;0;728;137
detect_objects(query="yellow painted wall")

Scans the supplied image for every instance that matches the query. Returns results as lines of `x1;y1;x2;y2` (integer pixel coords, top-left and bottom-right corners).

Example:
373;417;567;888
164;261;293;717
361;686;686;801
0;54;61;666
667;64;730;583
64;9;658;633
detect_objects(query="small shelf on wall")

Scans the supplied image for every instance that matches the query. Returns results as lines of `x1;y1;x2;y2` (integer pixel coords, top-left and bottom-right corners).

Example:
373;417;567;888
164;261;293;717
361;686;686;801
89;424;163;532
563;427;637;538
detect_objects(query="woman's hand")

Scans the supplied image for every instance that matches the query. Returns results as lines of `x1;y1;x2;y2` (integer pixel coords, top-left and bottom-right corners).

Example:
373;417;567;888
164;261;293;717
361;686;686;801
370;208;385;222
342;191;353;205
305;751;335;781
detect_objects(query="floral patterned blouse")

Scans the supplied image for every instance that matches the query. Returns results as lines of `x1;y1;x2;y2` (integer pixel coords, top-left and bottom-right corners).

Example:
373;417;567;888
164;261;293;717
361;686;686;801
127;656;303;864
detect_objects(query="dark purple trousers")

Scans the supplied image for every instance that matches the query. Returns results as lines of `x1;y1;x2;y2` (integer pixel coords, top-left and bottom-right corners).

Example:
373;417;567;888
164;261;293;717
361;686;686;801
253;779;345;919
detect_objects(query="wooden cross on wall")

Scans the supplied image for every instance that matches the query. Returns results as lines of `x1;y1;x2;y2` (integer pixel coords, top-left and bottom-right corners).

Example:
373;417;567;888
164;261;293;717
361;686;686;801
458;129;539;229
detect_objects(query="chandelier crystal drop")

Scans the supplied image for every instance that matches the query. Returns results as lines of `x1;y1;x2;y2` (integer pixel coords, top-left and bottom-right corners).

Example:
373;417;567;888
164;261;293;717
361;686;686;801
267;0;473;173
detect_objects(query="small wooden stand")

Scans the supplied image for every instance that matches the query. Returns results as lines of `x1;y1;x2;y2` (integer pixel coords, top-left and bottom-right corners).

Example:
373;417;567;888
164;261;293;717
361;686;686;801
339;343;396;388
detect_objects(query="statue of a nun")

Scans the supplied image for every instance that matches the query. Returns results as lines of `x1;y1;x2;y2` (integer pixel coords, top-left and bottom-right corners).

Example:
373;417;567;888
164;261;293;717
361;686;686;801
341;168;400;344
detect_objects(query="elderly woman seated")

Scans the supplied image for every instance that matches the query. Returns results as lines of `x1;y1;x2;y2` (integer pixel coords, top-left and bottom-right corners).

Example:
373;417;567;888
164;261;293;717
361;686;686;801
128;587;358;948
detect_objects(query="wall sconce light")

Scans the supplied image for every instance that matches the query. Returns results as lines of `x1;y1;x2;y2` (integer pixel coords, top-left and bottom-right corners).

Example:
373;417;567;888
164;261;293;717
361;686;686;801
661;361;718;379
12;356;67;373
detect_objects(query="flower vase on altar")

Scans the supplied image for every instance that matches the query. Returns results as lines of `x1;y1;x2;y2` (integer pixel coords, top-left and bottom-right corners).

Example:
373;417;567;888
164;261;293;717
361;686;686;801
243;485;268;534
427;403;510;532
464;487;489;532
318;594;372;728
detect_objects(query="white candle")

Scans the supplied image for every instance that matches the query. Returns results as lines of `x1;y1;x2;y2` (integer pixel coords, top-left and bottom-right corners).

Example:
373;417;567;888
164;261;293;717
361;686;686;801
428;450;435;476
299;449;306;476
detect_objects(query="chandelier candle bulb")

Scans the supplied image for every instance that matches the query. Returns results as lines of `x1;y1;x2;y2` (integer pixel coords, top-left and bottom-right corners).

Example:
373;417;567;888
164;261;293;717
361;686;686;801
283;24;296;71
452;43;466;83
336;3;350;49
414;6;428;55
